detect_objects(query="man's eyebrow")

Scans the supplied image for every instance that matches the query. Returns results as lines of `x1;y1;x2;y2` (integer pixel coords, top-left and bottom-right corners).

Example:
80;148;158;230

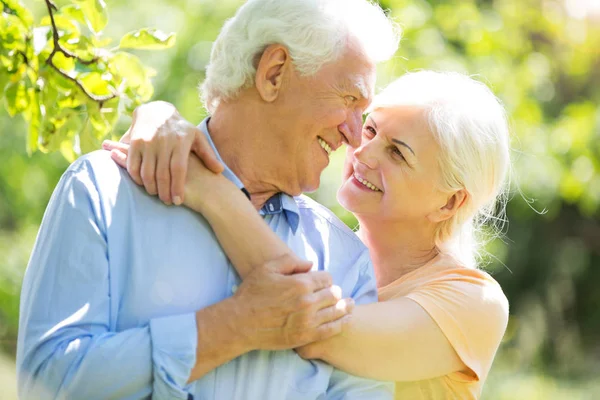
345;77;370;100
392;138;415;156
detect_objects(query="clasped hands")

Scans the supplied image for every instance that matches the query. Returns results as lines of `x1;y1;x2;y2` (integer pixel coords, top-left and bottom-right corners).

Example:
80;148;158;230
103;101;354;357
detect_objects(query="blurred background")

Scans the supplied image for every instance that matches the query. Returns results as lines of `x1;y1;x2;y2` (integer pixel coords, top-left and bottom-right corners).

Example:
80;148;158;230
1;0;599;398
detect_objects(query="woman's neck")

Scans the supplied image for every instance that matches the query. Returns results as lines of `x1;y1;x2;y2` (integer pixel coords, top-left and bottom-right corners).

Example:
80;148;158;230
356;217;438;288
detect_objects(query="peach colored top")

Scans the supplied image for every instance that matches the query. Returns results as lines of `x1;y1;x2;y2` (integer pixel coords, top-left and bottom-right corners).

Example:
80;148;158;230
378;254;509;400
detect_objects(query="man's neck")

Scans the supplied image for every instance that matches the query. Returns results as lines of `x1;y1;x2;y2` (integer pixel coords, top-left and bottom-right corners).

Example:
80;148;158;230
208;104;283;210
356;216;438;288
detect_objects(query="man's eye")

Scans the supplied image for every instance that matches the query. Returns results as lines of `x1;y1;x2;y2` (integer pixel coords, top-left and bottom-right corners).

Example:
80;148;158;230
345;95;358;103
364;126;377;139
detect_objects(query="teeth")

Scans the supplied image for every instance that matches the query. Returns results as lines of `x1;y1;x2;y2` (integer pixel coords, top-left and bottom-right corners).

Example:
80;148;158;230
354;174;382;192
318;138;332;156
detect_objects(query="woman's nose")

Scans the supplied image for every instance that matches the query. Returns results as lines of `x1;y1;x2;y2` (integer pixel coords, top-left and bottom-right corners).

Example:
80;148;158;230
354;142;377;169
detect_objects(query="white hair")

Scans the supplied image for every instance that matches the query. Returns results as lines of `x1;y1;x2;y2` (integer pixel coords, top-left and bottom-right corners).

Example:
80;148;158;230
201;0;400;112
370;71;511;268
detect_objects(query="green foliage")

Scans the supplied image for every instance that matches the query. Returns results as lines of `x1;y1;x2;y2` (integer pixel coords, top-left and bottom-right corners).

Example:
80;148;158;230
0;0;175;161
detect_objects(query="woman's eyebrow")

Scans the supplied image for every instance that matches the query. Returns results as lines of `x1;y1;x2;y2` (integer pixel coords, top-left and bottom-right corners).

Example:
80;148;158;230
391;138;415;156
368;116;415;156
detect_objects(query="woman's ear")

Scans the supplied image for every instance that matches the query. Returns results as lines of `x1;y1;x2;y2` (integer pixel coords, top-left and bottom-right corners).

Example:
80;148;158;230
254;44;290;102
427;189;468;223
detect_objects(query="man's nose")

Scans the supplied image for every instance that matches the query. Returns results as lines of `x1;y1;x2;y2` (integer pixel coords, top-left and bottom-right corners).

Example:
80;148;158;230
339;109;363;148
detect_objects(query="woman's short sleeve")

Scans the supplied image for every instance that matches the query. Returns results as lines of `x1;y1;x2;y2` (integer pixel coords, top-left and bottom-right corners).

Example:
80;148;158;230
404;268;509;382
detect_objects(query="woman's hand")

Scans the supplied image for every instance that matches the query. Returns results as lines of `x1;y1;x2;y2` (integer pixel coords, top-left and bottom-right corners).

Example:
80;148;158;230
104;140;231;214
102;101;224;206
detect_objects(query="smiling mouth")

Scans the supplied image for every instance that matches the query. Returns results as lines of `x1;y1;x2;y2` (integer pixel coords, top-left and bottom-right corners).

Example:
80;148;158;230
318;137;333;156
354;173;382;192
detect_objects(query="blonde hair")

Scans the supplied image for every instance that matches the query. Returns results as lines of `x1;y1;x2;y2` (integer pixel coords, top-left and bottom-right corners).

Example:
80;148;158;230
370;71;511;268
201;0;400;112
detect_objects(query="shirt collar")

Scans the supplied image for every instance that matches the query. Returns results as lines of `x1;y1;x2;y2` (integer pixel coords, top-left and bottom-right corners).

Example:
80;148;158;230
199;117;300;233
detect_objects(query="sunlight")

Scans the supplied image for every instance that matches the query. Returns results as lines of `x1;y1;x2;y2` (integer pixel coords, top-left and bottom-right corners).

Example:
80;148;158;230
564;0;600;18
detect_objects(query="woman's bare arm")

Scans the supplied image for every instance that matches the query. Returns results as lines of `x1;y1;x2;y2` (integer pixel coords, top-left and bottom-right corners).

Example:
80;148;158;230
182;158;467;382
183;156;303;278
105;141;468;382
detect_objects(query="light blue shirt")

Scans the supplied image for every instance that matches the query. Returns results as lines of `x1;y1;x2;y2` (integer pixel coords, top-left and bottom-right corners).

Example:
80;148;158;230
17;118;393;399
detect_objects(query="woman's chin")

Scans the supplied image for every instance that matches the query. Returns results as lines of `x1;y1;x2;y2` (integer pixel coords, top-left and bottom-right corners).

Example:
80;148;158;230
337;184;362;214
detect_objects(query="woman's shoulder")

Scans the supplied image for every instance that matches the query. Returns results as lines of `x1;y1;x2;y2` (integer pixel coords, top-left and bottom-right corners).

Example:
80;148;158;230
383;253;509;329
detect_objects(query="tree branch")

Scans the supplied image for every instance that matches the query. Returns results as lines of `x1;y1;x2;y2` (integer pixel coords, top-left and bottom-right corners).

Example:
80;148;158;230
44;0;117;103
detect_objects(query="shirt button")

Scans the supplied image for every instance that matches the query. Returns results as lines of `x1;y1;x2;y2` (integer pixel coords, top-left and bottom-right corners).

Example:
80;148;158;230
232;284;238;294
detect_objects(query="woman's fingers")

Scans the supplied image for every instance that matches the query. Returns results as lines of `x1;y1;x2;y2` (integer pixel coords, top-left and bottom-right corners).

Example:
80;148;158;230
170;142;192;205
102;140;130;155
127;142;144;186
192;129;224;174
110;149;127;169
140;149;158;195
156;145;173;204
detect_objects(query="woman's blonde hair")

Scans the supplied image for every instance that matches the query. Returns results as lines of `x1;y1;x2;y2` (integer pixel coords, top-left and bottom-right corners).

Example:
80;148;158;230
370;71;511;268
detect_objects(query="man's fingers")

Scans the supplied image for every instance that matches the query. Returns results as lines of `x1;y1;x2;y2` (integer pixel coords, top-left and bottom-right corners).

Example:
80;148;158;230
156;145;173;204
315;314;352;341
192;130;224;174
267;253;313;275
110;149;128;168
303;271;334;292
315;298;354;325
312;285;343;310
170;144;191;205
140;151;158;195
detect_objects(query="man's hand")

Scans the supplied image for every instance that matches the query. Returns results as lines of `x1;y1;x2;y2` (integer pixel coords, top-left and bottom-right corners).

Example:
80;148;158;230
234;253;354;351
103;101;223;205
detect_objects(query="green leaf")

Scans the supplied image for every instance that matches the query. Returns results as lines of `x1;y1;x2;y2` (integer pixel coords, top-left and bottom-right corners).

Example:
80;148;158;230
26;91;41;154
74;0;108;34
2;0;34;26
79;71;114;96
60;5;87;26
0;69;9;94
62;36;96;62
109;52;145;87
79;118;103;153
4;79;30;116
119;28;176;50
40;15;80;37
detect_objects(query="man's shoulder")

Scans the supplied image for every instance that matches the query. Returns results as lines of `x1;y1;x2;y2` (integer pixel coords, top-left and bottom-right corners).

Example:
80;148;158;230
294;195;363;247
64;150;132;192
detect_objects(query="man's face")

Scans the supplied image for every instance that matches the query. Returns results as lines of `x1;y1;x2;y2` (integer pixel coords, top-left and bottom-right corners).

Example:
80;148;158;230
272;43;376;194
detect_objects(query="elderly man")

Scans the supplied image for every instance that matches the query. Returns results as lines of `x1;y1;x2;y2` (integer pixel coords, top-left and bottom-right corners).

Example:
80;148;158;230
17;0;399;399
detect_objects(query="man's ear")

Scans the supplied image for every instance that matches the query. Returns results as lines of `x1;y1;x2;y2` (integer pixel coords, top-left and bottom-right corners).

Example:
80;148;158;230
254;44;290;102
427;189;468;223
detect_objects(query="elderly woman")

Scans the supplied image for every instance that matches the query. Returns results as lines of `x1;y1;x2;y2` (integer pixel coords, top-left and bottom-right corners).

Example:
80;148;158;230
106;70;510;399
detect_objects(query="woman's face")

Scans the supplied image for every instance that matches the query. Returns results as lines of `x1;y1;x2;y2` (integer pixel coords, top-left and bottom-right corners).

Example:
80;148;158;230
337;106;450;224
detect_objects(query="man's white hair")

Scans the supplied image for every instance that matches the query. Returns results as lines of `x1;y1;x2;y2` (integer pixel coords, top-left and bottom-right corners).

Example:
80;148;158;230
201;0;400;112
370;71;511;268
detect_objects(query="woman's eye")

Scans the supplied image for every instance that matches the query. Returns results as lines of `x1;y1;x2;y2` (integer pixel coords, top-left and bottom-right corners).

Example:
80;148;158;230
345;95;358;103
391;146;406;161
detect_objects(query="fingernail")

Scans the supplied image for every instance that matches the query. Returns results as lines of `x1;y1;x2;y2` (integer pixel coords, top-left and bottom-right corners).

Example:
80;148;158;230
173;196;182;205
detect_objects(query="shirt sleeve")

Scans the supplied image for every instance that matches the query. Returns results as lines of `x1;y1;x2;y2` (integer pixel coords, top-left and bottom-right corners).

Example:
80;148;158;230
326;253;394;399
404;268;509;382
16;160;197;400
